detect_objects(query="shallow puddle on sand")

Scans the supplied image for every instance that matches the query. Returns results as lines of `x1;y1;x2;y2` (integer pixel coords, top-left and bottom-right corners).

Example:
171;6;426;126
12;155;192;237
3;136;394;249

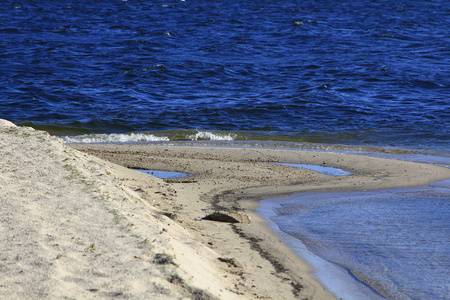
273;163;352;176
135;169;189;179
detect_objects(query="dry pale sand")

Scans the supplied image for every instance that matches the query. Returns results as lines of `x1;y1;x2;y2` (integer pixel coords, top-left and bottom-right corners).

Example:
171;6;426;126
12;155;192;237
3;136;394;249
2;120;449;299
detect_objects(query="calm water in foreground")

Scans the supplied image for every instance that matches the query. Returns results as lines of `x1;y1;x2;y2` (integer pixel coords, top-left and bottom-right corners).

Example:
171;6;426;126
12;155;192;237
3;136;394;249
259;177;450;300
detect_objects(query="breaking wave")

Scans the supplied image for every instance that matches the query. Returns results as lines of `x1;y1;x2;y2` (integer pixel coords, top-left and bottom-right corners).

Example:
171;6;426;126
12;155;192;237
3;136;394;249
62;131;236;144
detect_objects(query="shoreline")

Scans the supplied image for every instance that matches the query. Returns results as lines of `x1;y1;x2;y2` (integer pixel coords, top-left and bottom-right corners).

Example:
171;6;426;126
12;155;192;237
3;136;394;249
69;143;450;299
2;120;450;299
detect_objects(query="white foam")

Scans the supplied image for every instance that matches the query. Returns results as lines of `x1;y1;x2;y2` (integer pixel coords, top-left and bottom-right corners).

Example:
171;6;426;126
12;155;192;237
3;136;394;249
61;131;236;143
187;131;235;141
62;133;170;143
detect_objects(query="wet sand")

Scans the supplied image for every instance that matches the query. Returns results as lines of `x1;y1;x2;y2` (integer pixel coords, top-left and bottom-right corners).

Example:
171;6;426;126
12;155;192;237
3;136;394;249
2;120;449;299
69;143;450;299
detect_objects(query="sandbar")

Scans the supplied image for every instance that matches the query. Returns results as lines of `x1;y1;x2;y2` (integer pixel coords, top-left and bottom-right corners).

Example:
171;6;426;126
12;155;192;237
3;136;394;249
2;120;449;299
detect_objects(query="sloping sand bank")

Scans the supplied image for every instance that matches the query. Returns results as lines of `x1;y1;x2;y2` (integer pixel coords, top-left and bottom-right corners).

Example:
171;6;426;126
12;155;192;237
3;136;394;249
2;120;449;299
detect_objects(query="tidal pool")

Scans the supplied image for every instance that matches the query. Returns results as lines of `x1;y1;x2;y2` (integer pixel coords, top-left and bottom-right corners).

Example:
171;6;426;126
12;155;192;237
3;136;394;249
274;163;352;176
136;169;189;179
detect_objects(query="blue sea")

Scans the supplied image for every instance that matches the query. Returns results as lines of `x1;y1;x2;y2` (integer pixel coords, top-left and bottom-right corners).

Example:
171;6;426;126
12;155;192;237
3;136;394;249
1;0;449;298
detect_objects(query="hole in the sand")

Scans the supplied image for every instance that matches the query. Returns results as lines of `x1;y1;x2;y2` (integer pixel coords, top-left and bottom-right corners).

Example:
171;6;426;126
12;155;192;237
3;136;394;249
135;169;190;179
274;163;352;176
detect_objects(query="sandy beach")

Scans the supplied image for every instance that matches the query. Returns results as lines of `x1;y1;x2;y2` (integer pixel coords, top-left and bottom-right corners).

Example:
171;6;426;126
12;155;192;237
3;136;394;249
2;120;449;299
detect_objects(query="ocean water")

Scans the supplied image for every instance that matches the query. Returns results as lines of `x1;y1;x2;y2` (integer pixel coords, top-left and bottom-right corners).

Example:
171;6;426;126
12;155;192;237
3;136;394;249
1;0;449;152
2;1;449;299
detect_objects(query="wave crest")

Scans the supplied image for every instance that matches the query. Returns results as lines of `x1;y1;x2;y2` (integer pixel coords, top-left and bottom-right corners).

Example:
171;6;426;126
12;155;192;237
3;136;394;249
62;131;236;143
62;133;170;143
187;131;236;141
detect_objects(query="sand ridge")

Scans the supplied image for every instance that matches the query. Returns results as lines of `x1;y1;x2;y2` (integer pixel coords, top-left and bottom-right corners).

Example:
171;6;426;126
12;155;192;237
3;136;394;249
0;122;239;299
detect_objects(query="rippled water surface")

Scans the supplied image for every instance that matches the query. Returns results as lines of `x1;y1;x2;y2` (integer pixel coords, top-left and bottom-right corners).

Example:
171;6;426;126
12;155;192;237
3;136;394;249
262;180;450;299
1;0;449;151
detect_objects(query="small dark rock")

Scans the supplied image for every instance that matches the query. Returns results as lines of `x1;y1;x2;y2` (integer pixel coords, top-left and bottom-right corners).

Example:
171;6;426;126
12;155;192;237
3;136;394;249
203;211;251;224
